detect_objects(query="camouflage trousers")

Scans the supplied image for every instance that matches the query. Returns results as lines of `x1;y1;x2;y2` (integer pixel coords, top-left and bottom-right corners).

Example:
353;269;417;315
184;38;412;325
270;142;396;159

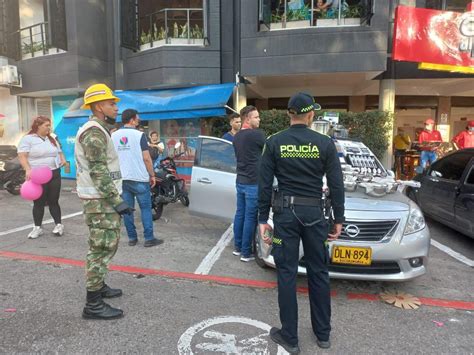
84;212;121;291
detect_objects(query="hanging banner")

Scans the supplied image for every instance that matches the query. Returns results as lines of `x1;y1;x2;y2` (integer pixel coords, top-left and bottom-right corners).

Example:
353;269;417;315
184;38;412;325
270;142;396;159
392;5;474;70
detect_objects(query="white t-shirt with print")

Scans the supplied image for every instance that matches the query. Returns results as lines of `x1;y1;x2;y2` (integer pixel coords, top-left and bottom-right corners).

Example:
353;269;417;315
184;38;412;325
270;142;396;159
17;134;62;169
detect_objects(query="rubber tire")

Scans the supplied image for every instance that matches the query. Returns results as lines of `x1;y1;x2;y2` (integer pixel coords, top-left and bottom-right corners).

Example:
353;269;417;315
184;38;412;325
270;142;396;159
152;203;164;221
5;180;21;195
253;229;268;269
180;195;189;207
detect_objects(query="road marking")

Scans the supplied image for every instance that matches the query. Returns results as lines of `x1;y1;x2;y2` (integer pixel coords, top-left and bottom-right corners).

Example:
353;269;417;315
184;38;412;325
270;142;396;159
0;250;473;311
194;224;233;275
431;239;474;268
0;211;83;236
177;316;289;354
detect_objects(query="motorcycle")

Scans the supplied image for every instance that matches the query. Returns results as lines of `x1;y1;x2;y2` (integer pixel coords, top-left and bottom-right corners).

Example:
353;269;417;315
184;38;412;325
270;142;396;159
151;142;189;220
0;145;25;196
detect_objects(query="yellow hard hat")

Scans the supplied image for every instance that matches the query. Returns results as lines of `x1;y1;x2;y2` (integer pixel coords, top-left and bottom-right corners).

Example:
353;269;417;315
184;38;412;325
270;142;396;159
81;83;120;110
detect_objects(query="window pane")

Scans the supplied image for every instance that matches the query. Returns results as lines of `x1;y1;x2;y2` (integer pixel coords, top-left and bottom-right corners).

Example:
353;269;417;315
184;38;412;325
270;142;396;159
432;153;472;181
466;167;474;185
445;0;471;11
200;139;236;173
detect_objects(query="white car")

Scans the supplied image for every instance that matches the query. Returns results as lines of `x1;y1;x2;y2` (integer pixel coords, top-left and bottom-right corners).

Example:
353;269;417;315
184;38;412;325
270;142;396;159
189;135;430;281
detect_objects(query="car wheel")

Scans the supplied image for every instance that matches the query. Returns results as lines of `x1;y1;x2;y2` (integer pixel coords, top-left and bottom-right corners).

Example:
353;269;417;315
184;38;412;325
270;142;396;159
152;203;164;221
253;229;268;269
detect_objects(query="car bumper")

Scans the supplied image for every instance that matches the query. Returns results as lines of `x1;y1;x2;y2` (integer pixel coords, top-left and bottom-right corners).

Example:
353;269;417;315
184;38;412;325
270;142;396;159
259;226;431;282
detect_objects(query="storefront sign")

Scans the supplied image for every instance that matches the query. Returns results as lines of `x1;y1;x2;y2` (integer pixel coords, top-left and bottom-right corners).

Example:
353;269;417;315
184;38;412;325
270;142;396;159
393;5;474;72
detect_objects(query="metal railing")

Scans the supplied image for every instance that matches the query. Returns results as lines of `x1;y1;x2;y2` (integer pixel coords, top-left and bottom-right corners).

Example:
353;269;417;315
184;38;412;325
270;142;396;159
139;8;204;48
267;0;373;28
19;22;50;57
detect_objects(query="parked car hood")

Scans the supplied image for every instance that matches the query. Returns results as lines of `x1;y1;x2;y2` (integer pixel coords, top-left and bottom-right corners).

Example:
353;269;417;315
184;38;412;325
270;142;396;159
345;188;410;212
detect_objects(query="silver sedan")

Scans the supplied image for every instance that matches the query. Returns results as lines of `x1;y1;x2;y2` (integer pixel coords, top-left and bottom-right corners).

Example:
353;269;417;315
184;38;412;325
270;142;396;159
189;136;430;281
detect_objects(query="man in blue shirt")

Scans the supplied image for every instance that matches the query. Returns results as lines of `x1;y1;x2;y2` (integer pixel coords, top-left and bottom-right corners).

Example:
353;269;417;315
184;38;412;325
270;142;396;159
112;109;163;248
222;113;241;142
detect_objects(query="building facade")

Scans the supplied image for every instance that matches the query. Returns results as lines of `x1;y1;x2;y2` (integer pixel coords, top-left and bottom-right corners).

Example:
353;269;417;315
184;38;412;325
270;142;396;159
0;0;473;166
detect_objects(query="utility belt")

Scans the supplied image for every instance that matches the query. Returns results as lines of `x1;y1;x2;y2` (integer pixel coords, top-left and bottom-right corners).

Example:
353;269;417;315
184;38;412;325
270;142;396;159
272;191;323;227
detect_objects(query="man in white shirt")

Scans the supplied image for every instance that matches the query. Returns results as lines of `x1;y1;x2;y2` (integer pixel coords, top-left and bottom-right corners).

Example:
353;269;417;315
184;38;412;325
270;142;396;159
112;109;163;247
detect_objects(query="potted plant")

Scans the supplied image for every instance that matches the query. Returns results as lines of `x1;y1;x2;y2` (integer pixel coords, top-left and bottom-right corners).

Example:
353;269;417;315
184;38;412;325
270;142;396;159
343;4;363;25
22;42;33;59
316;10;338;27
140;30;152;50
190;24;203;44
285;4;311;29
152;24;166;47
270;12;284;30
32;42;45;57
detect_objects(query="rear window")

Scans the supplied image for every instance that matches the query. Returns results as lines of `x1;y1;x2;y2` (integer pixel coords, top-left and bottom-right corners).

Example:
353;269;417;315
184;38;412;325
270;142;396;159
199;138;236;173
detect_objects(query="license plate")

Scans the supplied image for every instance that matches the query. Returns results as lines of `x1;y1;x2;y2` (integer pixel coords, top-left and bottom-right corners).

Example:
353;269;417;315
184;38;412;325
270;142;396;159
331;246;372;266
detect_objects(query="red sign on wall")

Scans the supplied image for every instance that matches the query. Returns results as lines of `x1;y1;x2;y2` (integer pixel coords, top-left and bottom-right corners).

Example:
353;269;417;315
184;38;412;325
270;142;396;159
393;5;474;69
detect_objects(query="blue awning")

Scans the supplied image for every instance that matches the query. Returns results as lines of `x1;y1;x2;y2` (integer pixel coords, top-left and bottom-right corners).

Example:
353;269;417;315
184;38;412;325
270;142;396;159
63;83;235;121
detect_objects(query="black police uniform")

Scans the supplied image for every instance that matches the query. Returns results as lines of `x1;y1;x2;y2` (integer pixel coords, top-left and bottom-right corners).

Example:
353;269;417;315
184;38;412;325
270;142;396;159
258;97;344;347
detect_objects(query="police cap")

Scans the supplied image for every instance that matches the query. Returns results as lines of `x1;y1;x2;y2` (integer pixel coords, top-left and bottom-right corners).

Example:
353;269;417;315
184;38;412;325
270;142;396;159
288;92;321;114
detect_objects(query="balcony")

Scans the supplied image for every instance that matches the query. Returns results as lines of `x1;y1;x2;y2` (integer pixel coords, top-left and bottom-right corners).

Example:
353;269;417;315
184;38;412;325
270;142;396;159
19;22;66;60
139;8;205;51
260;0;374;30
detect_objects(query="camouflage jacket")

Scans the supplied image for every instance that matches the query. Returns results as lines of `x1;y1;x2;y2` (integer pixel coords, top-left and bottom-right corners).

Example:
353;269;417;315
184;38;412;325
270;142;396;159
79;117;123;214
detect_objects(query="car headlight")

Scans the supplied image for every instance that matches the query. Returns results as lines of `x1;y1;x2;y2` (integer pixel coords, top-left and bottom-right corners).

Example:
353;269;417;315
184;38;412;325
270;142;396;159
404;202;426;235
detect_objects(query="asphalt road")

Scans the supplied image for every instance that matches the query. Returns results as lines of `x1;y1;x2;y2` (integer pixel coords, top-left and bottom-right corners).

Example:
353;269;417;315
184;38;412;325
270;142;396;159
0;181;473;354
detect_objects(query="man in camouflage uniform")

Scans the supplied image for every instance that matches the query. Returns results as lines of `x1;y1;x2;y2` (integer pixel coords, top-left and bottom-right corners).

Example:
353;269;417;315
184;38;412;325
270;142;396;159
75;83;133;320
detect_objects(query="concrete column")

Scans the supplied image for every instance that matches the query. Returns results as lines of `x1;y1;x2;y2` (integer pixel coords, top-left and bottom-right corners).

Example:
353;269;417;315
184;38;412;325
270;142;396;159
378;79;396;169
255;99;269;110
233;84;247;112
348;96;366;112
436;96;452;141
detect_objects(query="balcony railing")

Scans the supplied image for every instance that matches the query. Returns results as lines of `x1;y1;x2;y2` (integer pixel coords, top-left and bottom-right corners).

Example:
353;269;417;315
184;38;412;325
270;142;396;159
260;0;373;30
19;22;65;59
139;8;204;50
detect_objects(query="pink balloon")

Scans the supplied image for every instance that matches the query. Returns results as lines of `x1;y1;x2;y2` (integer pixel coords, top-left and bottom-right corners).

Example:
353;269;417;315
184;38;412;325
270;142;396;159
20;181;43;201
30;167;53;185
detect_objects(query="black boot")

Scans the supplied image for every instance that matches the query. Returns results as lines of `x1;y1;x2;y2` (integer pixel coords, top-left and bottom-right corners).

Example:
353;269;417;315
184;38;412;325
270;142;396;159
99;284;123;298
82;291;124;320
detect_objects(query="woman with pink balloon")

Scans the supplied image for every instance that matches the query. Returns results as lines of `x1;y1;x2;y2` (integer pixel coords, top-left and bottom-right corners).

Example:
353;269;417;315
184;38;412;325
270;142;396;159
17;116;67;239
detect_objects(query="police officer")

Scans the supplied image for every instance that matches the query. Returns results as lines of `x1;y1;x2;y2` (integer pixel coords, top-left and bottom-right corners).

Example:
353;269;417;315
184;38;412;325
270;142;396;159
258;92;344;353
75;83;133;320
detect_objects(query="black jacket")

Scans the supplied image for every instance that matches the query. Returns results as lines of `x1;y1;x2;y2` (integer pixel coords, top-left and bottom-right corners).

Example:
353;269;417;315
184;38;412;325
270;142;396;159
258;124;345;224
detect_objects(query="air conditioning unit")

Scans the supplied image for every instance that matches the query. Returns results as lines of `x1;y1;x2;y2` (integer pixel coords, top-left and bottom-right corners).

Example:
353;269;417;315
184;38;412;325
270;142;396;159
0;65;22;87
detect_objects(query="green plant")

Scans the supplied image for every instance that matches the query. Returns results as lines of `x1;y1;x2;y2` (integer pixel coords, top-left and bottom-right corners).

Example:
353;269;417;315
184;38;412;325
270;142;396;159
286;4;310;21
271;13;283;23
140;30;151;45
339;111;393;160
22;42;34;54
343;4;363;18
179;23;188;38
191;24;203;39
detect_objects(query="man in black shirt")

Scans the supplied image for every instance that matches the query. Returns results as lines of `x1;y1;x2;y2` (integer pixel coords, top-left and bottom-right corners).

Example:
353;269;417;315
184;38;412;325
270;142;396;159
258;93;344;353
232;105;266;261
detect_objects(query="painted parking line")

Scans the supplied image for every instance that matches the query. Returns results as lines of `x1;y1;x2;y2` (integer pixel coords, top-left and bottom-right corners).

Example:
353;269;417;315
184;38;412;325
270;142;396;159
431;239;474;268
0;211;83;237
194;224;233;275
0;249;473;311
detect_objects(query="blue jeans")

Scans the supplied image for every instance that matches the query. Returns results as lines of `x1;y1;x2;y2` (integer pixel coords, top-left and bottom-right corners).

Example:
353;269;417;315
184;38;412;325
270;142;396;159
420;151;437;169
121;180;154;241
233;183;258;257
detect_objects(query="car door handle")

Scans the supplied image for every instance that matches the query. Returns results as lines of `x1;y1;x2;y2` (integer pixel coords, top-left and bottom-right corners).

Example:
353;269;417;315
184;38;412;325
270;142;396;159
197;178;212;184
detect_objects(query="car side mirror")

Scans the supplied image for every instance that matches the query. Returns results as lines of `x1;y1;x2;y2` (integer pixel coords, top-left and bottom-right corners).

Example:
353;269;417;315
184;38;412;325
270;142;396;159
387;170;395;178
430;170;442;178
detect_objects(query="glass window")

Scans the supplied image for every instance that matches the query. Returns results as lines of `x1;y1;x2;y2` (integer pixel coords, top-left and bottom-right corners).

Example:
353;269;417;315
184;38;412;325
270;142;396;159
199;139;236;173
430;153;472;181
425;0;471;11
138;0;204;48
466;167;474;185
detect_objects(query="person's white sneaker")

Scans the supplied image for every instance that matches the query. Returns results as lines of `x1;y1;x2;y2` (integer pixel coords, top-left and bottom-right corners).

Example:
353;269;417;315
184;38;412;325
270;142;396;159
52;224;64;236
28;226;43;239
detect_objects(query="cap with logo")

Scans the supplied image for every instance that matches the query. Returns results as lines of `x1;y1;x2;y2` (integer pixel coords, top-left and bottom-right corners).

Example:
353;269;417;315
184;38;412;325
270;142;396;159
288;92;321;114
468;120;474;128
424;118;435;125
